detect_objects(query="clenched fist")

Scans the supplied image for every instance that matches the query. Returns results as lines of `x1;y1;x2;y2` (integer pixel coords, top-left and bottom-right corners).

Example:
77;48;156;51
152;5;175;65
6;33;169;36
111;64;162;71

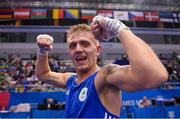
91;15;129;41
36;34;54;55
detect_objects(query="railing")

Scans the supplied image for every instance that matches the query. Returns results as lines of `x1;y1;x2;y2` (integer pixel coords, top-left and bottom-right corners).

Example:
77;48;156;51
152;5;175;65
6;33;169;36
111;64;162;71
0;84;66;93
161;82;180;89
1;81;179;92
0;26;180;35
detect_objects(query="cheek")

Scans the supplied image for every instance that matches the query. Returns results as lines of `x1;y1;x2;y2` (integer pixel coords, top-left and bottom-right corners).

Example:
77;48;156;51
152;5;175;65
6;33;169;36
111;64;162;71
88;50;97;60
68;50;74;58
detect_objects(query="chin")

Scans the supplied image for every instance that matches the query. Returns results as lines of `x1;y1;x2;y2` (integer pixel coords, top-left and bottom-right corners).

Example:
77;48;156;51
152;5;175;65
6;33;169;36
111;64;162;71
76;66;89;72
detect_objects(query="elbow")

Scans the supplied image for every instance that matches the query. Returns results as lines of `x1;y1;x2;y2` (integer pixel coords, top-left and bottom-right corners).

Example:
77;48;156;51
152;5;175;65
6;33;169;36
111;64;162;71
36;73;47;82
158;69;169;84
36;73;42;80
145;70;169;89
35;72;43;81
35;69;41;79
35;70;49;82
152;70;169;88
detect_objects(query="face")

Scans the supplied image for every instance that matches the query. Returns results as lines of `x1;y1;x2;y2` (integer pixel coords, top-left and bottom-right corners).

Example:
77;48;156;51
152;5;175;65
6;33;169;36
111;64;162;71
67;31;101;72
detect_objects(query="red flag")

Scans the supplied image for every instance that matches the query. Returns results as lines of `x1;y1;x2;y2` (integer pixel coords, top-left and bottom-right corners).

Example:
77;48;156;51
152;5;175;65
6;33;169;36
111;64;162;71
0;92;10;110
97;10;113;18
0;9;13;19
144;12;160;22
14;9;30;19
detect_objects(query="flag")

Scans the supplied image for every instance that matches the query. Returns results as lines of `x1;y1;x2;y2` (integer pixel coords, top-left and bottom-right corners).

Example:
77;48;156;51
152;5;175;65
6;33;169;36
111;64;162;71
14;9;30;19
47;9;52;19
65;9;79;19
144;12;160;22
97;10;113;18
173;13;178;23
31;9;47;19
129;11;144;21
81;10;96;21
173;13;180;23
0;9;13;19
53;9;64;19
113;11;129;21
159;12;173;22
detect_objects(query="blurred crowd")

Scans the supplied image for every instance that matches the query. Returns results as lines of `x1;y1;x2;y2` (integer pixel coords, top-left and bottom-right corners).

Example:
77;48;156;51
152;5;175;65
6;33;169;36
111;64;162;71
0;52;180;92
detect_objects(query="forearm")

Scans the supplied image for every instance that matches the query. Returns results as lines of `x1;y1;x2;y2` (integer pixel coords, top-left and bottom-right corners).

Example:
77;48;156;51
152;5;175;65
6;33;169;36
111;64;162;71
35;34;54;81
92;15;168;90
118;30;168;86
35;54;51;80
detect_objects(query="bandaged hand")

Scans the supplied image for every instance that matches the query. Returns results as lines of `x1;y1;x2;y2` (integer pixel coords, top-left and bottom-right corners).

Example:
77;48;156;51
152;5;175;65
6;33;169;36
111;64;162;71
92;15;129;41
36;34;54;55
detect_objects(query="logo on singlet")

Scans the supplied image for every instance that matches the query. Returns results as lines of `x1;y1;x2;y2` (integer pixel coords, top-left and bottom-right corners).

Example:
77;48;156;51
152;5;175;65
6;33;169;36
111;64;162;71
79;87;88;102
66;89;69;95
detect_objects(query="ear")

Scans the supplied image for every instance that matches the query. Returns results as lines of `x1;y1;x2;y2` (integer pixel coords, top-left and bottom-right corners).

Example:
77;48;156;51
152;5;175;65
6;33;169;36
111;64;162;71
96;45;101;56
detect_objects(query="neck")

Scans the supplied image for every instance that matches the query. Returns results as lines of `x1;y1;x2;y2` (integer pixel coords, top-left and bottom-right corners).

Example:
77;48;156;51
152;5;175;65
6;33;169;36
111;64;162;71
76;65;100;84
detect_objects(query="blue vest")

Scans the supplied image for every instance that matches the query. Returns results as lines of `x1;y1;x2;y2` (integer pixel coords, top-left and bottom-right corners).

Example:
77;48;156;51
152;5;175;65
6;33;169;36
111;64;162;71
65;72;119;118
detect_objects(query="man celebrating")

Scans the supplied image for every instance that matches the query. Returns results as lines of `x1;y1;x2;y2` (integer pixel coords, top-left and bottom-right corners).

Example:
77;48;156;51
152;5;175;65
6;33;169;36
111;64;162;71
35;15;168;118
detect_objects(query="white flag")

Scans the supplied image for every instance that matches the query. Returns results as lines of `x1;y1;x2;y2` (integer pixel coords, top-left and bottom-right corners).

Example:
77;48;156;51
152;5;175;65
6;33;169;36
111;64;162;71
113;11;129;21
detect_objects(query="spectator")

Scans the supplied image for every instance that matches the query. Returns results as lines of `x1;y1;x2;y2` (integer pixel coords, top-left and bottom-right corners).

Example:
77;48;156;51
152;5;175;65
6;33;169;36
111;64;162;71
138;96;151;108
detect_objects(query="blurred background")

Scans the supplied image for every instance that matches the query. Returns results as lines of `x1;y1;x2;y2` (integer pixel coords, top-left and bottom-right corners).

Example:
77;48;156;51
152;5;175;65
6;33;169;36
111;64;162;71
0;0;180;118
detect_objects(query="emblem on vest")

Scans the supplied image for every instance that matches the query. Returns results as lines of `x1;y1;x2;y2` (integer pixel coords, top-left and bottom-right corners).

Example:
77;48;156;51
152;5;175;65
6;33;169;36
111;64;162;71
79;87;88;102
66;89;69;95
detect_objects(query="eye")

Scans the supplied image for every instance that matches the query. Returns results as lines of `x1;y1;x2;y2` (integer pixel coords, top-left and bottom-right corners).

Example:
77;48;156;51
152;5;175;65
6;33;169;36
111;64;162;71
81;41;89;47
69;43;76;49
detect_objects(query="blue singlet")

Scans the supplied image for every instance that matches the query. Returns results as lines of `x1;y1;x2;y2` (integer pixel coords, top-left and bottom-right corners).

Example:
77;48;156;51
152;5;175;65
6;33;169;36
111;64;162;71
65;72;119;118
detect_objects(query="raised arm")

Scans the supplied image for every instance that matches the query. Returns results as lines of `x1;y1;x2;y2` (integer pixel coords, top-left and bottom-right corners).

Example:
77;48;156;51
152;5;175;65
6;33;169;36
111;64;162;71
35;34;73;88
91;16;168;92
115;29;168;91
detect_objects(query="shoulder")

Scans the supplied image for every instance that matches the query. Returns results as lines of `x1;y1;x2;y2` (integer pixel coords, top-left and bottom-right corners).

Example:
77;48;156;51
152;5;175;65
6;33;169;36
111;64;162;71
95;64;131;91
64;72;77;82
95;64;121;90
97;64;125;78
100;64;120;74
64;72;77;88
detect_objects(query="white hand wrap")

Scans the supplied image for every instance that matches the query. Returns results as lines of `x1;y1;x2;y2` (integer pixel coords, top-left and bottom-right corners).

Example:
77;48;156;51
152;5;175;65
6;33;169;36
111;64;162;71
36;34;54;55
93;15;129;41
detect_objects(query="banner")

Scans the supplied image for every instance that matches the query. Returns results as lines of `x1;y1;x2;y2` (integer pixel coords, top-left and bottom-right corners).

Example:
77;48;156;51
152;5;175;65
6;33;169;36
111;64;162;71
144;12;160;22
14;9;30;19
31;9;47;19
0;9;13;19
81;10;96;21
53;9;64;19
0;92;10;110
65;9;79;19
159;12;173;22
173;13;180;23
129;11;144;21
97;10;113;18
113;11;129;21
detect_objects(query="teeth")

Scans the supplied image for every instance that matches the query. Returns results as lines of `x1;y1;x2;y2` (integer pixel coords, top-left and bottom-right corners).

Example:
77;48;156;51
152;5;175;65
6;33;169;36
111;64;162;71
76;56;86;61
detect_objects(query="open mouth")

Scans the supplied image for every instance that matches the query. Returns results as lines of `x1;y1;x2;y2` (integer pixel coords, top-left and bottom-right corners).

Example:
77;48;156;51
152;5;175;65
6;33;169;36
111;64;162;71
75;56;87;63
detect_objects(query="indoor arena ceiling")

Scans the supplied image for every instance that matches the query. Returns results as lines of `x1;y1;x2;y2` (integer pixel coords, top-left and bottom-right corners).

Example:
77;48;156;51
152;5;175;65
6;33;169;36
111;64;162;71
1;0;180;12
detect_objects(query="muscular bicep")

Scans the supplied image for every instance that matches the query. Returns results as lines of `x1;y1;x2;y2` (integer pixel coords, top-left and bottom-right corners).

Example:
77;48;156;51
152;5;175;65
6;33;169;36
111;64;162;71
40;71;74;89
101;64;145;92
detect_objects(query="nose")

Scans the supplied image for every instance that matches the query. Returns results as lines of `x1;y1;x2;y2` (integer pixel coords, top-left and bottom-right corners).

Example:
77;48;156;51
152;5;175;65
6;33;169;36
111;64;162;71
75;44;83;52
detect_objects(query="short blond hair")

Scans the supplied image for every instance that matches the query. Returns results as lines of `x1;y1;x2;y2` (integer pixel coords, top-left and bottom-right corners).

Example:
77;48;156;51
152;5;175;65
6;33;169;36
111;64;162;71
66;24;99;45
67;24;91;38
